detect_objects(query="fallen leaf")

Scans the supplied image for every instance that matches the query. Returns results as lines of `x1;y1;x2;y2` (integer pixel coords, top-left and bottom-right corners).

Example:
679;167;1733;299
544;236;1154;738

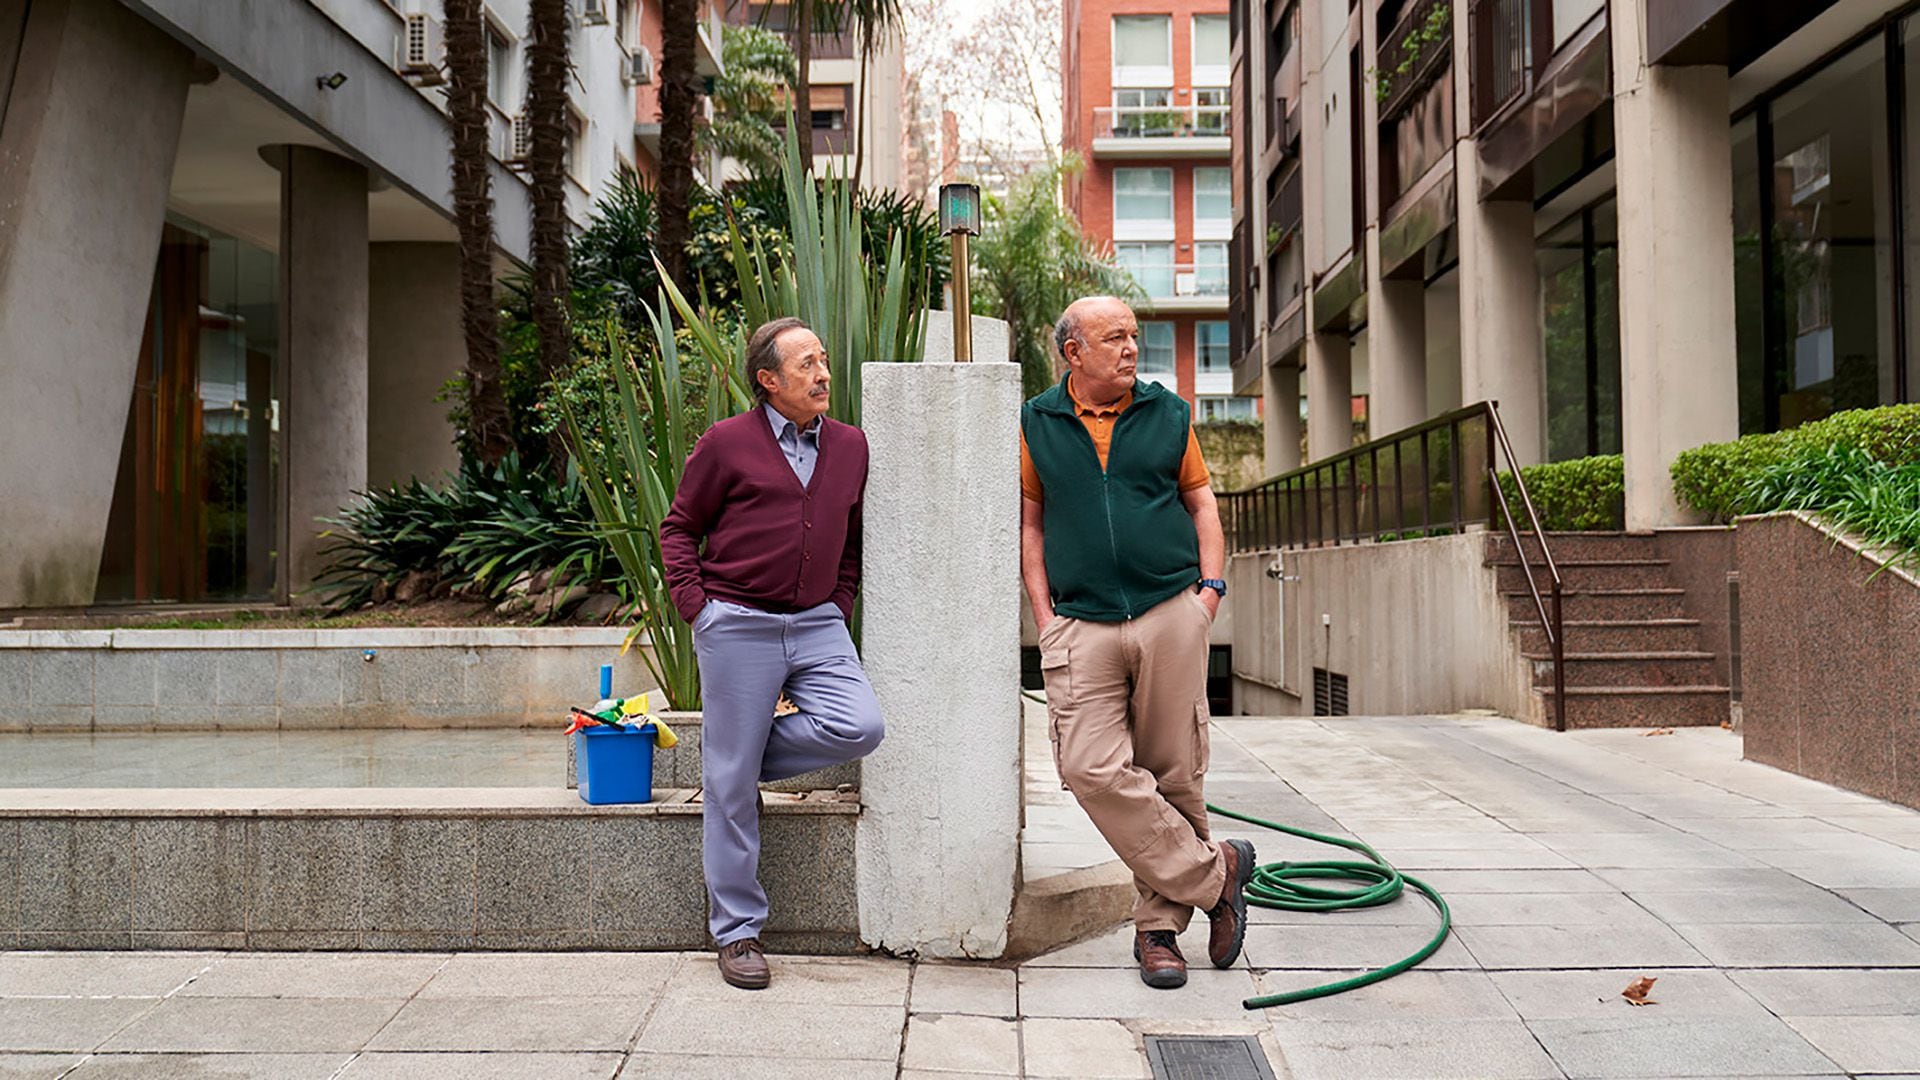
1720;720;1733;730
1643;728;1675;737
1621;976;1658;1006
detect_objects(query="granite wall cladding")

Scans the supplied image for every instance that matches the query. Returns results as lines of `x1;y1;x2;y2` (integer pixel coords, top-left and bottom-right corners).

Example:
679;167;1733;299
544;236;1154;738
0;629;658;732
1653;527;1737;686
1737;513;1920;808
0;795;861;952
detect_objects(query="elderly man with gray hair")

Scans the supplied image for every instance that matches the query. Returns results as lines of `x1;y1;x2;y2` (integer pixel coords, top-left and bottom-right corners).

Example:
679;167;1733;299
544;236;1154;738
1019;296;1254;990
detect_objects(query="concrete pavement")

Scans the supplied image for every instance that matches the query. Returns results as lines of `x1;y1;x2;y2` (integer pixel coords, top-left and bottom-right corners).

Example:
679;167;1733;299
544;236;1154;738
10;713;1920;1077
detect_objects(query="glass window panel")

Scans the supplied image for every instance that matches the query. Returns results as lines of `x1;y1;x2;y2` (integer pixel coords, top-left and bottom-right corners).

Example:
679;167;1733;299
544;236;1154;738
1536;198;1620;462
1731;114;1768;433
1112;88;1175;136
1193;14;1230;69
1194;86;1229;134
1139;322;1175;373
1113;168;1173;221
1199;395;1257;421
1195;241;1228;295
1550;0;1603;48
1114;15;1171;69
488;26;512;105
1197;321;1231;371
1117;241;1175;297
1195;167;1232;222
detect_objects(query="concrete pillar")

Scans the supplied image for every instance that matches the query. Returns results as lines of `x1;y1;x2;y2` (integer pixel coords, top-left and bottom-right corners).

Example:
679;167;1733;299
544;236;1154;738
857;320;1022;958
1611;14;1739;528
1425;273;1463;415
0;0;190;607
1370;279;1428;437
368;242;463;490
1455;147;1546;466
1306;333;1353;462
278;145;370;602
1264;363;1303;475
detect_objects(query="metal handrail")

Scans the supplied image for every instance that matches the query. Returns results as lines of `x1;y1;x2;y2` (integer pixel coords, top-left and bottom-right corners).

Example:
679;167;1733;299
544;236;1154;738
1484;405;1566;732
1092;104;1232;140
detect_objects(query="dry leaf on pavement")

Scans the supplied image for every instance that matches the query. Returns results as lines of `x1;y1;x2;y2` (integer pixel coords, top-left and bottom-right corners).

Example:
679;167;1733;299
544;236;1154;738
1643;728;1676;737
1621;976;1658;1006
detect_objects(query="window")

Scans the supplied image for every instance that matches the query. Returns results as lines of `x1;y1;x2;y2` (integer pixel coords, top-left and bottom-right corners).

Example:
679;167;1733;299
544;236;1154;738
1138;322;1175;374
812;84;850;130
1198;396;1257;422
1192;14;1230;84
1194;167;1231;226
567;111;588;182
486;23;512;107
1113;15;1172;85
1117;242;1175;297
1194;86;1229;135
1113;167;1173;226
1194;241;1228;296
616;0;634;46
1112;87;1174;137
1197;322;1231;372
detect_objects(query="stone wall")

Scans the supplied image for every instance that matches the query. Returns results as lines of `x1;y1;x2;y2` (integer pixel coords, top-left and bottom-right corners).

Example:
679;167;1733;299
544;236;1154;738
1738;512;1920;808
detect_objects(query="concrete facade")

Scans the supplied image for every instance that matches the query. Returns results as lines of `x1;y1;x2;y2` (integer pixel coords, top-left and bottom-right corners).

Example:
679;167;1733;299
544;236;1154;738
368;243;464;491
1453;148;1547;468
857;357;1023;959
1264;363;1303;472
0;0;192;608
1304;333;1352;461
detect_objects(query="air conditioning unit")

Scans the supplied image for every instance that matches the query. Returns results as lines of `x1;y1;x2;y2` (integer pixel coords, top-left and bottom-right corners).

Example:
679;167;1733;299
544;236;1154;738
399;13;445;85
581;0;610;24
508;112;534;167
624;46;654;86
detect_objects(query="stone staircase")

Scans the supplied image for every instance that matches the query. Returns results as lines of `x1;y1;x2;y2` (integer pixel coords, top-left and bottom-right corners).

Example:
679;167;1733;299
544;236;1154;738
1487;533;1731;728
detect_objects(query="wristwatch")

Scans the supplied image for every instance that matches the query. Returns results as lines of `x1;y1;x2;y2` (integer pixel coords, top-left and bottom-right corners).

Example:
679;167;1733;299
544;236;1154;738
1200;578;1227;598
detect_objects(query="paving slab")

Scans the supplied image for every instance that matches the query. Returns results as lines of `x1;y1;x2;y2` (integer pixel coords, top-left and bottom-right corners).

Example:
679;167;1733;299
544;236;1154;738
98;997;403;1053
0;953;213;997
1241;922;1479;970
656;954;908;1006
1454;922;1710;970
1250;969;1518;1021
633;999;903;1061
1444;890;1651;927
182;953;450;998
1017;965;1259;1021
340;1051;625;1079
416;952;681;999
1670;921;1920;967
1838;887;1920;922
1627;888;1882;925
1526;1015;1839;1077
1018;1018;1147;1079
901;1013;1020;1075
1780;1016;1920;1075
65;1054;350;1079
0;999;158;1053
621;1055;895;1080
1491;969;1775;1020
909;963;1017;1018
1731;969;1920;1016
0;1057;82;1080
365;997;649;1053
1267;1018;1562;1079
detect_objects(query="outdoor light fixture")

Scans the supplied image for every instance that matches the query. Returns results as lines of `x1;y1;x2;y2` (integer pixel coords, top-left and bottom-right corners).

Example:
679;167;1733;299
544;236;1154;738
939;182;981;362
317;72;348;91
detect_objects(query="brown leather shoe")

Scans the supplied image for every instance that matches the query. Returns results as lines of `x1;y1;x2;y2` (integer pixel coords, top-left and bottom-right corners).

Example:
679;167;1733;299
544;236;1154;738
1133;929;1188;989
717;937;770;990
1207;839;1256;969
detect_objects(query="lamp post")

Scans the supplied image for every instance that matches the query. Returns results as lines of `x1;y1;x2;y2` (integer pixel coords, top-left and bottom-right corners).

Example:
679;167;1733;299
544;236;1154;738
938;182;981;362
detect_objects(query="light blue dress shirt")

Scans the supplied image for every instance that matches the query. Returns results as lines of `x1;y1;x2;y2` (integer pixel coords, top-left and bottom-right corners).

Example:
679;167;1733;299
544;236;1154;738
764;402;822;487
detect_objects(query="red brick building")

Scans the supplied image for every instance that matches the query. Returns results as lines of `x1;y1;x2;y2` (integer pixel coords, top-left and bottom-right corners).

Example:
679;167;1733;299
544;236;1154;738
1062;0;1251;420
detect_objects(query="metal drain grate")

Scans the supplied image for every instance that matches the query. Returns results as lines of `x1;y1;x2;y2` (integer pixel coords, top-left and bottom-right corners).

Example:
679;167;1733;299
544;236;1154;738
1144;1035;1278;1080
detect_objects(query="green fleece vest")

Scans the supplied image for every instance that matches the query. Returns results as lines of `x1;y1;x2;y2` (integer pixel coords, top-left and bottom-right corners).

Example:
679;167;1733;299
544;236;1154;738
1021;375;1200;621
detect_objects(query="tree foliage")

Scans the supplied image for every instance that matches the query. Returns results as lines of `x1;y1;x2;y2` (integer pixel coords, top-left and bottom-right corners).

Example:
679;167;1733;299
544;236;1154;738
702;25;799;178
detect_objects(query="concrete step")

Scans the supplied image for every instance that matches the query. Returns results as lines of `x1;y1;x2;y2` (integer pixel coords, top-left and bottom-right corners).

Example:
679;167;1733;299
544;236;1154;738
1486;532;1658;565
1514;618;1707;654
1536;686;1732;728
1495;559;1675;593
1524;651;1720;689
1503;588;1690;622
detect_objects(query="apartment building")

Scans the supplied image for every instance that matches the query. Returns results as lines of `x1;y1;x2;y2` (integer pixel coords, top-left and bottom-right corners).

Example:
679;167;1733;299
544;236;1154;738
722;1;906;190
629;0;727;182
1226;0;1920;527
0;0;646;610
1063;0;1257;419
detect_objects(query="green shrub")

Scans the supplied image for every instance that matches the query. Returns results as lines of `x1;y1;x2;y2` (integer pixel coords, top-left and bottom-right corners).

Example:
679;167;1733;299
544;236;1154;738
1495;455;1625;532
1671;403;1920;521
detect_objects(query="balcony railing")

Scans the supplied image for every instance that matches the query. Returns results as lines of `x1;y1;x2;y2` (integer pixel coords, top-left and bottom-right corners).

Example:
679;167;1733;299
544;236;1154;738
1470;0;1534;128
1093;104;1231;141
1121;262;1229;300
1377;0;1452;122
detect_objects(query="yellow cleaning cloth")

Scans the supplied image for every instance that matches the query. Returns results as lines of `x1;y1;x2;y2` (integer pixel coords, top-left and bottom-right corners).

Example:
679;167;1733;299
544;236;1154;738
619;694;679;748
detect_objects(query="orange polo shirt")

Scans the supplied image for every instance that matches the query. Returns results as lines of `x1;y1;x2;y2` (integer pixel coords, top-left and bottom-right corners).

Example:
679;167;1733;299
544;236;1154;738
1020;378;1211;501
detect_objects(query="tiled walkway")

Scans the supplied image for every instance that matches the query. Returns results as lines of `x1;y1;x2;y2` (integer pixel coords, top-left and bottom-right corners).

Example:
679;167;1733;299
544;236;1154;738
12;714;1920;1078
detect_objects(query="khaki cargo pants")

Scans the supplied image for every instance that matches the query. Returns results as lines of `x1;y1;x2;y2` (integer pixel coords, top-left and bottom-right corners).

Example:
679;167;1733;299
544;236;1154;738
1039;589;1225;932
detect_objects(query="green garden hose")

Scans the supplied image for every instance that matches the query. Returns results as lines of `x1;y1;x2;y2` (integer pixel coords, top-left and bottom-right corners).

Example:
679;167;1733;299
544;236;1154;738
1206;802;1452;1010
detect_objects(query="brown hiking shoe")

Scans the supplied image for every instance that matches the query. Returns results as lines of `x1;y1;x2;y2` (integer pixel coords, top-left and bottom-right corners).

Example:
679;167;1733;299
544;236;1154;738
717;937;771;990
1207;839;1256;969
1133;929;1188;990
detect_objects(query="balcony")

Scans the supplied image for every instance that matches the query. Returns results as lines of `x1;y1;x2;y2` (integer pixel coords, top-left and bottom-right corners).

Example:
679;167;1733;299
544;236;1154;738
1123;262;1230;313
1091;105;1232;159
1377;0;1452;123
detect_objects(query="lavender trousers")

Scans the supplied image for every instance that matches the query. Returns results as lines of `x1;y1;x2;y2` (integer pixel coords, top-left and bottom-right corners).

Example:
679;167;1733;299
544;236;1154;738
692;598;885;945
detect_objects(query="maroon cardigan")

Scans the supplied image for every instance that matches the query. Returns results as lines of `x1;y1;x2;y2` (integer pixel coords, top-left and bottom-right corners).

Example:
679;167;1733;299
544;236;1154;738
660;410;868;624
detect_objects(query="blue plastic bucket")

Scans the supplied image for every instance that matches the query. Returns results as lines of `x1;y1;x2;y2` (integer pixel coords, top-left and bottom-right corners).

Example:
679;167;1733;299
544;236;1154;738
575;723;657;805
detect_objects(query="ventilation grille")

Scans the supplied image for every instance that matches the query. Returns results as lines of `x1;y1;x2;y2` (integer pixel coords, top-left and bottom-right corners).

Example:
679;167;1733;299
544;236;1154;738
1145;1035;1278;1080
1312;667;1349;716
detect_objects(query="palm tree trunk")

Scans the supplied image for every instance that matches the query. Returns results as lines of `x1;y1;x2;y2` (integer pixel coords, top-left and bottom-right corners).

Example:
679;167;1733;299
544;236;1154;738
791;0;812;157
657;0;698;290
526;0;571;469
851;32;868;187
444;0;511;466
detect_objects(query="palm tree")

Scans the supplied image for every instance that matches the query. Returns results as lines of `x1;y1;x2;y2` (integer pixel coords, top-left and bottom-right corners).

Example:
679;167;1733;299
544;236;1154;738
842;0;902;187
656;0;700;290
444;0;512;465
525;0;571;468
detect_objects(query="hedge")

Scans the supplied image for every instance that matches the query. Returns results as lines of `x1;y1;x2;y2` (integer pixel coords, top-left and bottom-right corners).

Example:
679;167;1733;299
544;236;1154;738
1670;404;1920;522
1496;454;1625;532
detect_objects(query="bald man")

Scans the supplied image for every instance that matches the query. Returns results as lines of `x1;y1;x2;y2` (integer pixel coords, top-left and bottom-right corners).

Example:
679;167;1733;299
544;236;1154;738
1018;296;1254;990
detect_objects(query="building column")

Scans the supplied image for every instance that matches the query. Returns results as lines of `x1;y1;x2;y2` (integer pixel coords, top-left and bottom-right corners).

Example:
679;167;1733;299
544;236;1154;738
368;242;463;490
1455;147;1546;466
278;145;370;602
1425;274;1463;415
1306;332;1353;462
1611;16;1739;529
1264;362;1303;474
1369;278;1428;437
0;0;190;607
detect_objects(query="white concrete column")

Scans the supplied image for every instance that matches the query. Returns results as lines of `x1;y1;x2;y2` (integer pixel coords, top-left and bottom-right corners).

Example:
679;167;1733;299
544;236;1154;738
1264;363;1303;475
279;145;370;601
1455;147;1546;466
1425;273;1463;415
368;242;463;490
857;324;1022;958
1611;12;1739;528
0;0;190;606
1369;278;1428;437
1306;333;1353;462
